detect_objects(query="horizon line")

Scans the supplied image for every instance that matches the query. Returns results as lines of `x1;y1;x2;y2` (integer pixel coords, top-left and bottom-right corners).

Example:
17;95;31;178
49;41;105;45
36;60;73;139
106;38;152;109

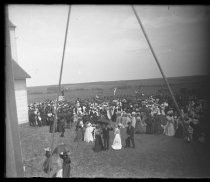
27;74;210;88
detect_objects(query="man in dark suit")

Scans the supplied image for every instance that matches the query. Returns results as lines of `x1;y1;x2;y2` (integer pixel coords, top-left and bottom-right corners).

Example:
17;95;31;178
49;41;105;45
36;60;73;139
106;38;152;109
102;124;113;150
125;122;135;148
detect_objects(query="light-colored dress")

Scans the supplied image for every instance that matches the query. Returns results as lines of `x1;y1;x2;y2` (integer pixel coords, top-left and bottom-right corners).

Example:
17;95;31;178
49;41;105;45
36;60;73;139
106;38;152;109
164;116;175;136
84;125;94;143
107;109;112;120
56;169;63;177
111;128;122;150
126;117;131;127
131;117;136;128
116;111;122;124
121;116;127;128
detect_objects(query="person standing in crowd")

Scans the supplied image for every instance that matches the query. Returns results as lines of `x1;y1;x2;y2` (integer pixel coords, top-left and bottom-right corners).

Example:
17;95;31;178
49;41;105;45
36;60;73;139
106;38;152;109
93;124;103;152
49;114;56;133
174;116;184;138
145;113;153;134
135;112;142;134
111;124;122;150
84;122;94;143
126;113;132;127
59;117;65;137
29;109;36;126
42;148;52;174
102;123;112;150
116;109;122;125
153;113;160;135
36;112;42;127
125;122;135;148
111;107;117;122
164;110;175;136
106;107;112;121
66;110;72;128
74;118;84;142
189;116;201;142
131;112;137;129
60;151;71;178
121;111;127;128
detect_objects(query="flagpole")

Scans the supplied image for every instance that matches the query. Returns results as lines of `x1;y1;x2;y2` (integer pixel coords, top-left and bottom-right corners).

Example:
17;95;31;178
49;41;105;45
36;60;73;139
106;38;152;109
48;5;71;177
131;5;189;138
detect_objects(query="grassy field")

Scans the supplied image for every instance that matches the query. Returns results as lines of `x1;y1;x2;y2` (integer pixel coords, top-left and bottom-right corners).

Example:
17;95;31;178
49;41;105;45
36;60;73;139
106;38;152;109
19;124;210;178
27;75;210;104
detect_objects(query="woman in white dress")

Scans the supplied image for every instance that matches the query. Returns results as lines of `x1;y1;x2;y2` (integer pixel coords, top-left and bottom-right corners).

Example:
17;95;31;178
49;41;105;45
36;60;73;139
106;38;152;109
164;111;175;136
84;122;94;143
111;125;122;150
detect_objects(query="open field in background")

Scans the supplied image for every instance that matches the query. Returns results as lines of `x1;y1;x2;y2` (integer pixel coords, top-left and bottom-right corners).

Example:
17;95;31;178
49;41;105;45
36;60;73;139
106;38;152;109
19;124;210;178
21;75;210;177
27;75;210;104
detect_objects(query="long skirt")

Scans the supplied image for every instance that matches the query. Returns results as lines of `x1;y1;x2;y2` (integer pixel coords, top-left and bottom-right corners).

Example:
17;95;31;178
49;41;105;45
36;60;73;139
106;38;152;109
164;122;175;136
153;120;163;135
84;127;94;143
174;124;183;138
63;162;71;178
94;134;103;152
111;134;122;150
146;124;152;134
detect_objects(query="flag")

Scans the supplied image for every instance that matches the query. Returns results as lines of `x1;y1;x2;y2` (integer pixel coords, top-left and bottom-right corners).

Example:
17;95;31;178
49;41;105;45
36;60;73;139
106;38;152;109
113;88;117;95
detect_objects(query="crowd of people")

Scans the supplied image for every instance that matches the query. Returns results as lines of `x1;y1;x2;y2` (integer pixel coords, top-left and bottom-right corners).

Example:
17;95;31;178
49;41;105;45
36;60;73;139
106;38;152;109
34;91;209;177
28;91;209;144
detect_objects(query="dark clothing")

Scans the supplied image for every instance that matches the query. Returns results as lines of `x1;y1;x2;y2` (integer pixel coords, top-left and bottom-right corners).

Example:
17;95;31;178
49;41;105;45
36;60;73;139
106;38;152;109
42;151;52;173
102;110;109;120
57;119;65;137
49;117;56;133
125;126;135;148
81;127;85;141
94;129;103;152
36;116;42;127
74;126;83;142
61;154;71;178
125;136;135;148
111;110;117;122
29;112;36;126
153;115;163;135
43;157;51;173
190;122;201;141
175;123;184;138
145;117;152;134
127;125;135;138
102;127;112;150
94;134;103;152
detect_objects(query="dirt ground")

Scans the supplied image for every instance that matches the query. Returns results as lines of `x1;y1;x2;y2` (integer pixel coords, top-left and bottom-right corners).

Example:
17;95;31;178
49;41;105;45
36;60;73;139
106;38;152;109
19;124;210;178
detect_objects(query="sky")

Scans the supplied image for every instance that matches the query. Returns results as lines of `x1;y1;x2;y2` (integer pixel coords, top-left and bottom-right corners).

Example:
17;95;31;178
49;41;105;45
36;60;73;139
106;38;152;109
8;5;210;87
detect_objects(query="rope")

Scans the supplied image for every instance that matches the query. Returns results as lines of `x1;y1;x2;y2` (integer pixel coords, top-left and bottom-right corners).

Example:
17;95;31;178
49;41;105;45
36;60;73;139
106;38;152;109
131;5;189;138
48;5;71;177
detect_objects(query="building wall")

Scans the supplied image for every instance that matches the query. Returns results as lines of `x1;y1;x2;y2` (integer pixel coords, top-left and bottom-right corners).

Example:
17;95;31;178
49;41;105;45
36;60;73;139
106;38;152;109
9;27;18;62
14;79;29;124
